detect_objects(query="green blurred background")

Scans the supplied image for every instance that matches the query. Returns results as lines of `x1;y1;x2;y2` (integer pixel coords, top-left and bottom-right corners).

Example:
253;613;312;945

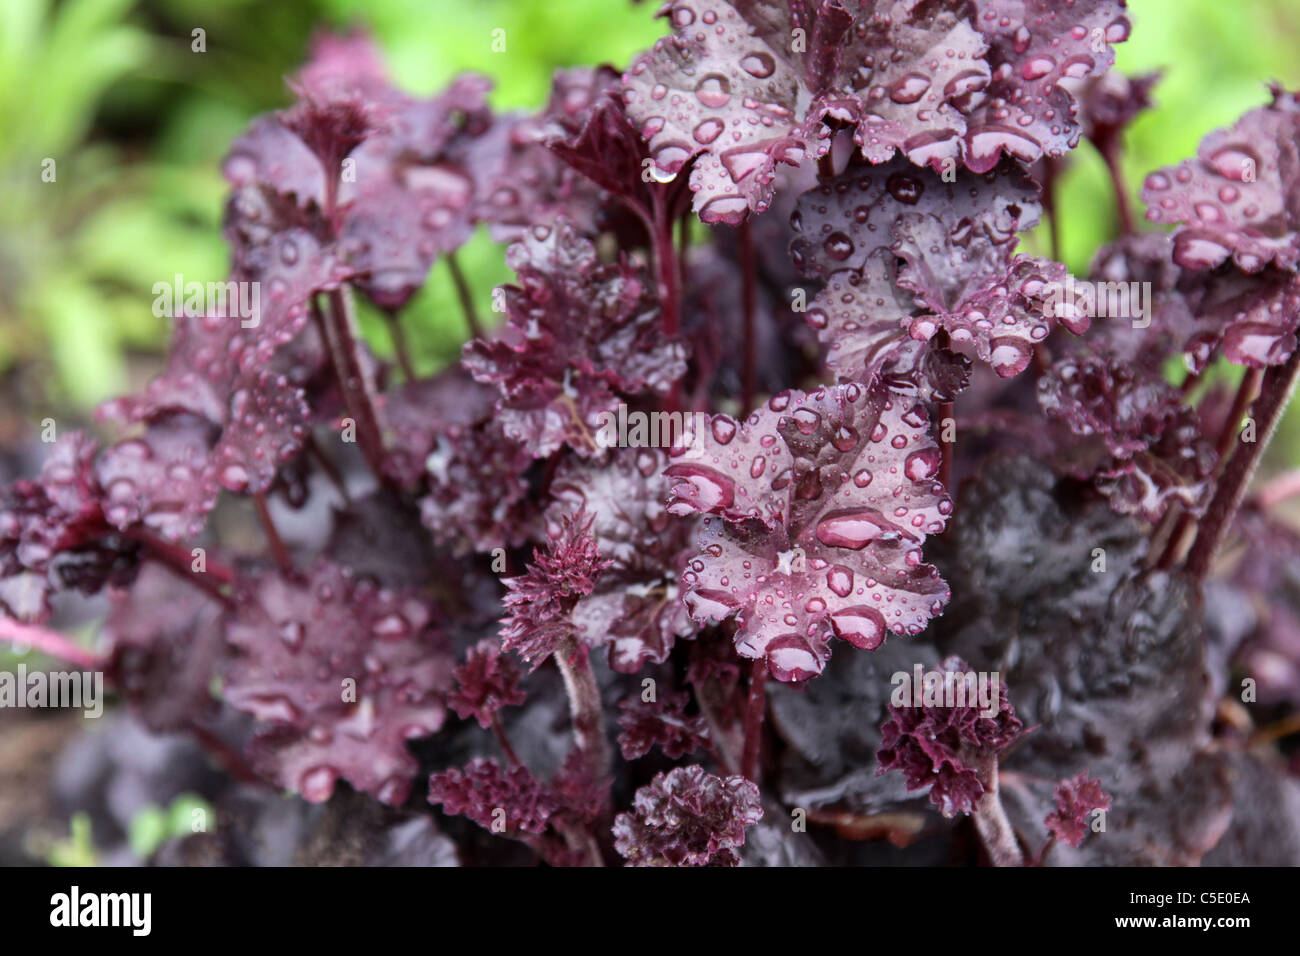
0;0;1298;456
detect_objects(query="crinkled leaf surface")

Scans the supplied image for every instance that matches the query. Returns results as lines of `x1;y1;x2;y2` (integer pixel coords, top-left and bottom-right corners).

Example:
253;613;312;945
667;384;950;680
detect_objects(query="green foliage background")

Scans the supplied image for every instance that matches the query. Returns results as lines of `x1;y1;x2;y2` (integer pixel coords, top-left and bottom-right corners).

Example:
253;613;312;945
0;0;1297;456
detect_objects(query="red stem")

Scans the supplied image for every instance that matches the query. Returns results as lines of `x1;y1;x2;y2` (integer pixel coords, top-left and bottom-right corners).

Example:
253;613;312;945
640;191;683;413
308;436;351;507
186;720;263;786
1186;350;1300;580
650;193;681;338
126;528;235;606
1100;145;1135;237
678;209;692;299
1158;368;1263;570
1041;157;1062;261
938;401;955;492
0;617;104;670
447;252;482;340
738;218;758;412
313;291;390;482
741;660;767;782
385;312;416;381
491;713;522;767
254;493;293;575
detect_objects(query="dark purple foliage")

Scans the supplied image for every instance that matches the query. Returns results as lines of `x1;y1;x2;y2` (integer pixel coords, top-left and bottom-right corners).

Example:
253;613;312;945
499;510;613;668
876;655;1024;816
1044;773;1112;848
667;384;951;681
612;765;762;866
4;6;1300;871
449;639;527;729
617;691;712;760
429;758;558;835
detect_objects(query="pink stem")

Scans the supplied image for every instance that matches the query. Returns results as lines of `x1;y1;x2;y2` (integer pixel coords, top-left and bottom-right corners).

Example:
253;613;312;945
447;252;482;340
313;291;391;483
555;639;610;779
939;400;955;492
1187;350;1300;580
0;617;104;670
1100;145;1135;237
971;755;1024;866
1158;368;1262;570
254;493;293;575
491;714;522;768
738;218;758;412
741;660;767;782
126;528;235;606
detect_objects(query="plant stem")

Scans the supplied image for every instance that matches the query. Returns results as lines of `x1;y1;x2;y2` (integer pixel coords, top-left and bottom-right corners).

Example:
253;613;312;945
308;436;352;507
385;312;416;381
313;291;390;482
1158;368;1263;569
491;714;522;767
639;191;684;412
971;756;1024;866
678;208;692;297
650;193;681;338
253;493;293;575
1100;146;1135;236
0;617;104;670
126;528;235;606
1041;157;1062;261
186;719;263;786
554;638;610;779
939;400;955;491
738;218;758;412
1187;350;1300;580
741;660;767;782
446;252;482;340
692;681;741;776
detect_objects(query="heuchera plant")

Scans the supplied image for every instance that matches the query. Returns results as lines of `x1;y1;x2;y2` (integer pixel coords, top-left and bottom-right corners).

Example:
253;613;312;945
6;2;1300;867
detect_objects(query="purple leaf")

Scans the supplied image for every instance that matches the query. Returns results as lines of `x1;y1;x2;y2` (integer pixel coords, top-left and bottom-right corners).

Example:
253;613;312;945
224;559;451;805
1044;773;1112;848
105;563;227;732
463;222;686;458
668;384;951;681
792;156;1071;378
0;434;137;620
808;250;970;401
613;765;762;866
963;0;1130;172
500;509;613;669
617;690;711;760
429;758;559;835
621;0;995;223
546;448;698;672
876;655;1024;817
449;639;528;729
1140;86;1300;273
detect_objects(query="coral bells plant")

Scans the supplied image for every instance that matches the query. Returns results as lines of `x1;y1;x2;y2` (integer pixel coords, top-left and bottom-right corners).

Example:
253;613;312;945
6;1;1300;868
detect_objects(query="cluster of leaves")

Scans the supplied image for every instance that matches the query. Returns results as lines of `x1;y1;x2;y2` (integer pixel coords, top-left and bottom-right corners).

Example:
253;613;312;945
5;1;1300;867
